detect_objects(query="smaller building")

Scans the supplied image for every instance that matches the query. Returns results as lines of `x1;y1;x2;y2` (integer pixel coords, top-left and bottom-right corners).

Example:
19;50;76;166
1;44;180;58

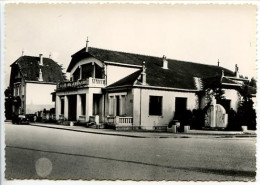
9;54;65;116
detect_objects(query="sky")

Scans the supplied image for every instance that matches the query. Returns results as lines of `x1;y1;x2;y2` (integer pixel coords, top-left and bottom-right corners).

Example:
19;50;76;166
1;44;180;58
4;3;257;88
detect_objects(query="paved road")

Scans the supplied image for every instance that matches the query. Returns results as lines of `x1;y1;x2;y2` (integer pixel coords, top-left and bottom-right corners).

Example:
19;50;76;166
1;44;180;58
5;122;256;181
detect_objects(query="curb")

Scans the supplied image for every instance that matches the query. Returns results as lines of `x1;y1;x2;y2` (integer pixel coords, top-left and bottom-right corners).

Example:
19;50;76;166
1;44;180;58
29;124;147;138
29;124;257;139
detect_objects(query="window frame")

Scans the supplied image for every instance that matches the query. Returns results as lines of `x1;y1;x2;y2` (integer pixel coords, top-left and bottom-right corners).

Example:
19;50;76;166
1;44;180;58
149;95;163;116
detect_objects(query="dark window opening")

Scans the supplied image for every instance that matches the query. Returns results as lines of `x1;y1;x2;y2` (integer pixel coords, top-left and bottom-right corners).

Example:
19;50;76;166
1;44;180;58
81;94;86;115
72;68;80;81
149;96;162;116
82;63;92;79
95;65;103;79
60;98;64;115
116;96;120;116
81;63;103;79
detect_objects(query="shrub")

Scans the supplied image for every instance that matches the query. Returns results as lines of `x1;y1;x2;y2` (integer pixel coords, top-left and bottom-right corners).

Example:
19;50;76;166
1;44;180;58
190;109;205;129
237;98;256;130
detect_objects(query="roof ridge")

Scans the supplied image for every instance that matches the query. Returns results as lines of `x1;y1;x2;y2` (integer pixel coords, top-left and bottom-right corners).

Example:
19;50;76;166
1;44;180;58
88;46;229;69
89;46;163;61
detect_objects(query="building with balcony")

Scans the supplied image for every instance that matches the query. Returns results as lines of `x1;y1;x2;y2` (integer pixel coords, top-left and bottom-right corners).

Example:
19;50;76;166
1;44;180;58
9;54;65;116
55;41;256;130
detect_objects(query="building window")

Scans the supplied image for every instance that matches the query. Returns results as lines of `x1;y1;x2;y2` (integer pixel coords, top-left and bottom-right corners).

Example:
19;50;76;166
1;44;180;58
108;93;127;116
149;96;162;116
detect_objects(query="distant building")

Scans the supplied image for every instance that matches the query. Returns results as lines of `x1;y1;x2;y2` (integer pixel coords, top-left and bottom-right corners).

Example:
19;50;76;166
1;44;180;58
55;41;256;130
9;54;65;116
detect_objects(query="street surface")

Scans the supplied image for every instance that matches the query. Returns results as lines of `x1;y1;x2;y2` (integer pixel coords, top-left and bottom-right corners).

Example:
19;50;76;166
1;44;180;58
5;122;256;181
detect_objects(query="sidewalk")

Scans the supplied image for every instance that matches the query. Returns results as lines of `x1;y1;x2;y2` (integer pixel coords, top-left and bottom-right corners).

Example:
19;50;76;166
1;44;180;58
29;123;256;138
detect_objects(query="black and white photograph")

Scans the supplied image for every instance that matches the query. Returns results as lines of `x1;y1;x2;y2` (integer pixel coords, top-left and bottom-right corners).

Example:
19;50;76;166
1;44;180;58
1;1;258;183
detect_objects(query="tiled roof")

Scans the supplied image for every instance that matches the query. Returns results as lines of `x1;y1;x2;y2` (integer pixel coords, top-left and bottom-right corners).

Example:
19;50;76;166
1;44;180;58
11;56;65;83
69;47;236;90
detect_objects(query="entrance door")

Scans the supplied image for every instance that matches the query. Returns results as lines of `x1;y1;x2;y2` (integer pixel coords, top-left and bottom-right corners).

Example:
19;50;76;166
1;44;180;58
175;97;187;119
93;94;102;115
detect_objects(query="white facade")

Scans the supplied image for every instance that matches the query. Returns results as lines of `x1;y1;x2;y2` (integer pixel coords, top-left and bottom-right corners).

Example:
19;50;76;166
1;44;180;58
106;64;140;85
132;88;199;129
222;89;242;111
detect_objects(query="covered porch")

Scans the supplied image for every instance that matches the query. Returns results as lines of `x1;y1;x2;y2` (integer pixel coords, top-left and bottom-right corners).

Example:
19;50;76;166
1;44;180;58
55;88;104;125
104;92;134;129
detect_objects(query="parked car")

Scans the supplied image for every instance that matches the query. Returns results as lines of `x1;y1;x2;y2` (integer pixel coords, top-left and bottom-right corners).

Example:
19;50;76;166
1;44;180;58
12;114;29;125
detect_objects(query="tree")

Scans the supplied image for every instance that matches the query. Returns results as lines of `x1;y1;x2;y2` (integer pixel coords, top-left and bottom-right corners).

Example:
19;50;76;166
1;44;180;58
59;64;67;81
249;77;256;88
236;85;256;130
4;87;13;120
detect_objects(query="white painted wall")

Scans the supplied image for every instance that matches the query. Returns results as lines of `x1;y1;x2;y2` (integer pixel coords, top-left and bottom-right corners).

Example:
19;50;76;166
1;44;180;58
133;88;199;129
223;89;242;111
106;65;140;86
25;83;56;114
200;89;242;112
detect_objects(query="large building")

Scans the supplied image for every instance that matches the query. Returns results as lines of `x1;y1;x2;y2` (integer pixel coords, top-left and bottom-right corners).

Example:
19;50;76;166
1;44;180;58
9;54;65;116
55;41;256;130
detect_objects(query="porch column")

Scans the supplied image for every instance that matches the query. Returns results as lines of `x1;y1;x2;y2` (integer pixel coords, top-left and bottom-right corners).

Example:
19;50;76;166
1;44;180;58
113;96;116;116
85;91;93;122
64;95;69;120
120;95;125;115
108;96;112;115
56;95;61;120
76;94;82;120
79;66;82;80
100;95;105;122
92;62;95;78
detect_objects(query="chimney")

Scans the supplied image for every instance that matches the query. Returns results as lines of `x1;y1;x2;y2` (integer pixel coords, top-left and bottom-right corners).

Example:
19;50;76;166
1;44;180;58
49;52;52;59
162;55;168;69
142;61;146;85
235;64;239;77
21;49;24;56
39;54;43;66
39;68;43;81
217;59;220;67
86;37;89;52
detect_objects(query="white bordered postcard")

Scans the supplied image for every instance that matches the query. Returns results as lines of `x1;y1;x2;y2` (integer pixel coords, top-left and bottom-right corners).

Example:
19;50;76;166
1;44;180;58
0;1;259;184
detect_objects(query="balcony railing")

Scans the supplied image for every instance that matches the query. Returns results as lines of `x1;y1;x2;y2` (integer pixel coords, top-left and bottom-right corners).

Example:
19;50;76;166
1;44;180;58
57;77;106;90
106;116;133;126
